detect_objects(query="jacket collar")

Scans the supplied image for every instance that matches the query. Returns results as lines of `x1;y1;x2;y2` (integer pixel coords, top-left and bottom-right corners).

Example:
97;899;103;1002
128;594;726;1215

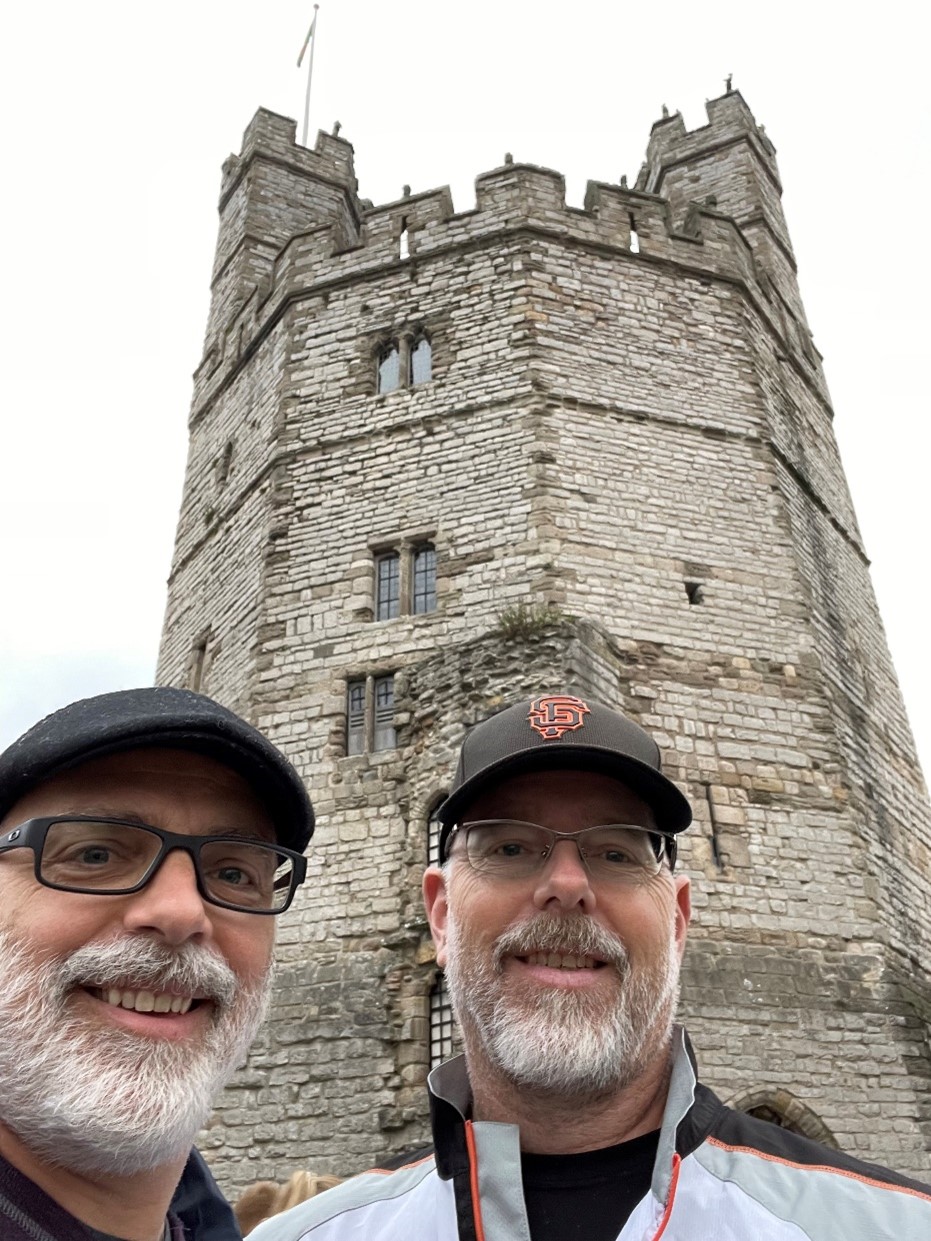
426;1024;702;1203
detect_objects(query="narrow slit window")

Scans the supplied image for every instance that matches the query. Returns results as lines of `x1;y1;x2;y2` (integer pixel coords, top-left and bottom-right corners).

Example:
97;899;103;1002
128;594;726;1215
189;638;208;692
412;544;437;614
399;217;410;260
216;440;234;487
347;681;366;756
376;552;401;620
377;343;400;394
373;675;396;751
629;212;640;254
410;334;432;386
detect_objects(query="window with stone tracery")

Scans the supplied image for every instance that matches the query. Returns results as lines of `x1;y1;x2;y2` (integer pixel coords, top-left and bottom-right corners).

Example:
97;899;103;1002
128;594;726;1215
373;327;433;394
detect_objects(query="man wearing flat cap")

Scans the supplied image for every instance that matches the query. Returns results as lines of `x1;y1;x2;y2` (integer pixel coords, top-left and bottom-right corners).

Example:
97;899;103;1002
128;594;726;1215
0;685;314;1241
255;693;931;1241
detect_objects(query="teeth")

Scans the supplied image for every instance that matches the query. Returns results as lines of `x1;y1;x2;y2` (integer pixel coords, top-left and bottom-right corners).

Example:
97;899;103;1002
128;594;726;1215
526;952;598;969
94;988;194;1015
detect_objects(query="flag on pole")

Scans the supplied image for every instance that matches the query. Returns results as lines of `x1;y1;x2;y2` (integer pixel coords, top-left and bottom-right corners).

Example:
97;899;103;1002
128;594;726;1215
297;9;318;68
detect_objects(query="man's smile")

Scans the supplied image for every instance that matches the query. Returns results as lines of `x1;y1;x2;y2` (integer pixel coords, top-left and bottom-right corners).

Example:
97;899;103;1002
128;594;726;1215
517;951;607;970
87;986;199;1015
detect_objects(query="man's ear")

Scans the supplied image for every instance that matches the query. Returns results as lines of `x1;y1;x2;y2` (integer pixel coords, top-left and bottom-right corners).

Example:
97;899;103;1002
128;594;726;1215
673;873;691;962
423;866;450;968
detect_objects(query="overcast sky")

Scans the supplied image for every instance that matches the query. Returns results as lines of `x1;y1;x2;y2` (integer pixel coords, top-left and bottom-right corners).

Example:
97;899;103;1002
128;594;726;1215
1;2;928;783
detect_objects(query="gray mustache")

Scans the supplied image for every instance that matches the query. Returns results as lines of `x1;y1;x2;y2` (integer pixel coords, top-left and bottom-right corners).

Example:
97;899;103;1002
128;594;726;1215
493;915;629;971
57;938;238;1008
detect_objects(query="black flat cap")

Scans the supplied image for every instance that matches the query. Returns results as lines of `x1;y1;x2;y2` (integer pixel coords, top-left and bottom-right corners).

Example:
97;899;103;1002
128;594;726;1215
436;693;691;859
0;687;314;852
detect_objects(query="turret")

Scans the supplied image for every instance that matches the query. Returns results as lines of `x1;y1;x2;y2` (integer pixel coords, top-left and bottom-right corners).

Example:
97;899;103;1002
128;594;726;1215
206;109;361;345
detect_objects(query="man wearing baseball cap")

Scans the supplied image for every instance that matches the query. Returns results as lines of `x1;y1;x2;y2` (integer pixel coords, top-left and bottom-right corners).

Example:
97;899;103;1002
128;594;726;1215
0;685;314;1241
254;693;931;1240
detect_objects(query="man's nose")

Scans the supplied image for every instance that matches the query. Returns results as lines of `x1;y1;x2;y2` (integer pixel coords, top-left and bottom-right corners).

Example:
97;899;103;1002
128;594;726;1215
532;837;597;913
121;848;212;945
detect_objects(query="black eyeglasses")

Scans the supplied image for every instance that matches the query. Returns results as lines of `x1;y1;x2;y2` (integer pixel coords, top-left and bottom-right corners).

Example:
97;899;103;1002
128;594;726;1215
446;820;677;881
0;816;308;915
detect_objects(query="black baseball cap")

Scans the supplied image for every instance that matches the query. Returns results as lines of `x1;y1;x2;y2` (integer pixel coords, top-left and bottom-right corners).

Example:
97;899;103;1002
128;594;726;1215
0;687;314;852
436;693;691;859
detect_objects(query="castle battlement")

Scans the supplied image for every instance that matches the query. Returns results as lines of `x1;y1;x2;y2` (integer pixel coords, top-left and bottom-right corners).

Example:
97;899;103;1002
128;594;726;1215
195;108;826;419
220;109;359;208
638;90;780;195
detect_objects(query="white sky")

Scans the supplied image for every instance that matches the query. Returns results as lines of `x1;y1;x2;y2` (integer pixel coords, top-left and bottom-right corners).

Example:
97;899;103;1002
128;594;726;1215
1;2;928;784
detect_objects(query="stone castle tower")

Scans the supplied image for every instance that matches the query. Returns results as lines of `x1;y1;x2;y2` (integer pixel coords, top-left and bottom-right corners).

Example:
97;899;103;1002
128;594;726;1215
157;89;931;1191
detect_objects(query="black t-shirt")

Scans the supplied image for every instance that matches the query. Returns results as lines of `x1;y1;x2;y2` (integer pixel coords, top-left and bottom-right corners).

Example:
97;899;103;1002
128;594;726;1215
520;1129;659;1241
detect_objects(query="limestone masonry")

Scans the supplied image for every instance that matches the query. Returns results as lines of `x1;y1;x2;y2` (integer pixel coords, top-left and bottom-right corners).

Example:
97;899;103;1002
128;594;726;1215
157;89;931;1192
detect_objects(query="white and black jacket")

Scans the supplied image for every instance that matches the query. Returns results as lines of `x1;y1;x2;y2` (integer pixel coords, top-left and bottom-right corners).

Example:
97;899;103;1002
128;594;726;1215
251;1028;931;1241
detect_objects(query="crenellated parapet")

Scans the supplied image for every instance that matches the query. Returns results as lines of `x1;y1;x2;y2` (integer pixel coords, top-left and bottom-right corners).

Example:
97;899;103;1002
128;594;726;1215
195;110;825;417
636;90;813;341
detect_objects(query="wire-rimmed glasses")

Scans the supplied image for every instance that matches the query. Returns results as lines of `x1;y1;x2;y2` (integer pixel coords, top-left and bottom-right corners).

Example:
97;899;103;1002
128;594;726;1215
446;819;677;881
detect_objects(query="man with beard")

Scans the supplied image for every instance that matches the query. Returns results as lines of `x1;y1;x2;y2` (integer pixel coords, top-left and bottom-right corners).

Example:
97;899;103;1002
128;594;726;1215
0;686;314;1241
253;694;931;1241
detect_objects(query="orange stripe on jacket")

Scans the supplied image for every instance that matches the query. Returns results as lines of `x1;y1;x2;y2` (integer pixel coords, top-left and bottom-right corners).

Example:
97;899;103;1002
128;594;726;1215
706;1138;931;1203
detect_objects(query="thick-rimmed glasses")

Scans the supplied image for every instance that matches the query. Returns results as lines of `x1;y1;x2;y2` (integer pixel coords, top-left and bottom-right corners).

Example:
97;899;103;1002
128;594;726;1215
0;816;308;914
446;820;677;881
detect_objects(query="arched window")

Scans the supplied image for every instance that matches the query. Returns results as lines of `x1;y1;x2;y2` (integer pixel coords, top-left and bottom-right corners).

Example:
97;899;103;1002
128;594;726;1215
373;675;396;751
409;334;432;386
376;342;400;393
346;681;366;755
729;1088;839;1149
429;974;455;1068
426;792;448;866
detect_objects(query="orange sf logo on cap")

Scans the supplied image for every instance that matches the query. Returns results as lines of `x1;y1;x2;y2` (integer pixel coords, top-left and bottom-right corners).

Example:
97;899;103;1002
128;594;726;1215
528;695;591;739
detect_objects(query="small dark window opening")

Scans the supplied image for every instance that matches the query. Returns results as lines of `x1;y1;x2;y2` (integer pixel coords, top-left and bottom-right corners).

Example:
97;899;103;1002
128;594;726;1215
377;343;401;394
430;975;455;1068
746;1105;799;1130
685;580;704;605
629;213;640;254
376;553;401;620
189;638;208;693
410;334;432;386
216;441;234;487
704;783;724;871
412;544;437;614
373;675;396;751
347;681;366;756
399;217;410;260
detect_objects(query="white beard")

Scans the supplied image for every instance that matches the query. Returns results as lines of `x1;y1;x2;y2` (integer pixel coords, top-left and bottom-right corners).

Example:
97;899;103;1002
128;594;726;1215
444;909;680;1098
0;929;272;1176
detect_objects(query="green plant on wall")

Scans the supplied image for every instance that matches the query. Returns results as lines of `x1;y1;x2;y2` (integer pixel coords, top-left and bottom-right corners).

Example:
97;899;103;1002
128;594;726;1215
496;602;565;639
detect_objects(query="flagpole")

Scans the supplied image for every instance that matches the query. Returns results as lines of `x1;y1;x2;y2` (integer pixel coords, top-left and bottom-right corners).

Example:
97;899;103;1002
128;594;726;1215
300;5;320;147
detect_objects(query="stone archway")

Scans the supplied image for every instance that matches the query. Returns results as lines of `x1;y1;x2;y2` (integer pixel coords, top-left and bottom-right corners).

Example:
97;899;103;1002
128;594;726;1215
727;1087;840;1149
